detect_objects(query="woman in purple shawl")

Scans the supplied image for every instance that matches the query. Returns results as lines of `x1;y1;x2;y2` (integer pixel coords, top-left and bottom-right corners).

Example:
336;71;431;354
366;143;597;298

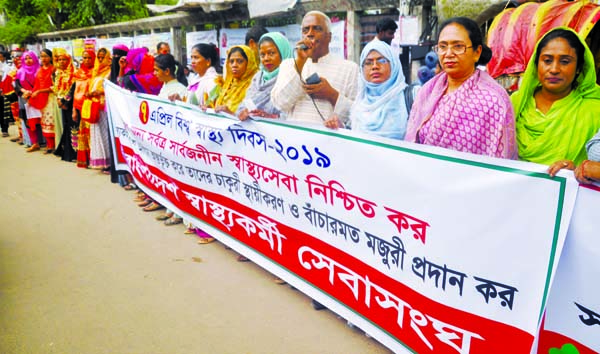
405;17;516;159
121;47;162;95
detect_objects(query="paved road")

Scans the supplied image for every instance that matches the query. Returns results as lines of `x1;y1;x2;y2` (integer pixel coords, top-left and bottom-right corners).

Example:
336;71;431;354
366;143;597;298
0;125;391;354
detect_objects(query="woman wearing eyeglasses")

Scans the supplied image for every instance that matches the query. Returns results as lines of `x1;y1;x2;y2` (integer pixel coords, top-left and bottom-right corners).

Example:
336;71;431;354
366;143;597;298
338;40;410;139
405;17;517;159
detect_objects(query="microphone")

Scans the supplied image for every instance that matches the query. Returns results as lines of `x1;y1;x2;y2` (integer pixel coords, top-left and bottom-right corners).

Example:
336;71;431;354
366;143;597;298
296;44;308;50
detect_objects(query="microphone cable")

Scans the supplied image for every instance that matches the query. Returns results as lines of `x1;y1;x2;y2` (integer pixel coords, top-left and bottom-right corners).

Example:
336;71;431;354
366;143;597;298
293;49;327;122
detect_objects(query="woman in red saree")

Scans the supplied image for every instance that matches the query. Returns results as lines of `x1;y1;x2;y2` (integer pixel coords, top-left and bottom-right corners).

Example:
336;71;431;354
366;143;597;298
27;49;57;154
72;49;95;168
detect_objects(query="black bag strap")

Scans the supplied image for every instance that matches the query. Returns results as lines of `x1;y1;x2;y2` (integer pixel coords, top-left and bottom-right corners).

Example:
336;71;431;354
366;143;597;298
404;82;420;113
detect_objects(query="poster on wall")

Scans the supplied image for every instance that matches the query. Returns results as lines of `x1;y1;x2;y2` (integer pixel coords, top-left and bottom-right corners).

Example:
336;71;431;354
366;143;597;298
185;30;218;64
44;40;74;58
134;33;172;56
97;37;135;52
330;20;346;58
72;39;85;60
218;28;247;66
84;38;97;53
269;24;302;53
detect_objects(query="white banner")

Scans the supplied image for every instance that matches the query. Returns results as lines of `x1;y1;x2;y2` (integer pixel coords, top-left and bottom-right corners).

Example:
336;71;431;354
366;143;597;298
104;81;578;354
537;185;600;354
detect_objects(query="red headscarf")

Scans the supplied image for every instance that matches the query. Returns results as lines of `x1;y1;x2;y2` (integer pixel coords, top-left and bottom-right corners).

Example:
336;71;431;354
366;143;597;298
72;49;96;110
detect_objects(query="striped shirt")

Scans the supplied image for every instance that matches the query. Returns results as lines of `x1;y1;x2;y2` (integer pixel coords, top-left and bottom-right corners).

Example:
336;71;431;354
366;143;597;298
586;128;600;162
271;53;358;125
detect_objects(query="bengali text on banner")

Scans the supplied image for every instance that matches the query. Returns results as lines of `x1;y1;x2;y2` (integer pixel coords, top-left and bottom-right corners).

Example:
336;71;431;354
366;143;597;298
104;81;579;354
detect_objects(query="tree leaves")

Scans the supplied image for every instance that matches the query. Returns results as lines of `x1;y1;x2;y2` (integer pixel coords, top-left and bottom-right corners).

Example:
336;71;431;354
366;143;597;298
0;0;149;45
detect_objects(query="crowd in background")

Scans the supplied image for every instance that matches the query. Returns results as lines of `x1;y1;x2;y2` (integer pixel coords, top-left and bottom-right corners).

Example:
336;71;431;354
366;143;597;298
1;10;600;325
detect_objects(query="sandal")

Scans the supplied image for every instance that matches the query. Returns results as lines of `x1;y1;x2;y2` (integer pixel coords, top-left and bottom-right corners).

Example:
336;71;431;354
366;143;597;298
123;183;137;191
143;202;164;212
10;137;19;142
197;237;215;244
137;199;152;207
164;216;183;226
26;144;40;152
155;212;173;221
184;228;197;235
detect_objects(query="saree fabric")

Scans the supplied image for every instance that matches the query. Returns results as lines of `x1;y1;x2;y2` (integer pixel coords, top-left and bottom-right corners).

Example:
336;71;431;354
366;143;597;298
351;40;409;140
405;69;517;159
512;27;600;165
28;64;54;110
214;45;258;113
88;49;112;169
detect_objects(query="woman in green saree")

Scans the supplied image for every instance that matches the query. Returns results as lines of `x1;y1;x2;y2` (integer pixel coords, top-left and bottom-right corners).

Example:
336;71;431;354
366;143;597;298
512;27;600;167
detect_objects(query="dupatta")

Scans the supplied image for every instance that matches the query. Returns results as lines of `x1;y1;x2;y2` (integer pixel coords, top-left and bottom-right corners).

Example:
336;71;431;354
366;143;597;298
53;53;74;99
511;27;600;165
405;69;516;159
72;49;95;110
351;40;409;139
214;45;258;112
28;63;55;110
16;51;39;90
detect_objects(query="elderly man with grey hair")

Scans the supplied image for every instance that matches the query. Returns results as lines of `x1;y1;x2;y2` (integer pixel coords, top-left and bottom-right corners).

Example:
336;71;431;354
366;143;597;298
271;11;359;126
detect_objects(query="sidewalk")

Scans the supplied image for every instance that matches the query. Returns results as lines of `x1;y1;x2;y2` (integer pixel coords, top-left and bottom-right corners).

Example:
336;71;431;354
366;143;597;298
0;125;391;354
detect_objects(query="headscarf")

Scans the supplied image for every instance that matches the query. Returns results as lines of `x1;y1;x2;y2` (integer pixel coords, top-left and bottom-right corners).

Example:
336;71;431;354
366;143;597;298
52;47;67;62
214;45;258;112
28;49;54;110
351;40;408;140
53;52;74;98
511;27;600;165
89;48;112;102
259;32;293;83
16;51;39;89
72;49;96;110
110;44;129;84
123;47;162;95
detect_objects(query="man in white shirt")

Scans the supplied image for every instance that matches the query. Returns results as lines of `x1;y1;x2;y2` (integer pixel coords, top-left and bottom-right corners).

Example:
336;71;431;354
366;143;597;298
271;11;358;126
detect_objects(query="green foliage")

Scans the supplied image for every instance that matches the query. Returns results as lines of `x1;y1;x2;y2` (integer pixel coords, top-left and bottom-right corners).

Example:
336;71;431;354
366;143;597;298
0;0;149;45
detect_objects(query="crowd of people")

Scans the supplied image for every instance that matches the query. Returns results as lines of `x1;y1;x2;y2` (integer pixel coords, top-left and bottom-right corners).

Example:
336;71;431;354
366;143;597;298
1;11;600;322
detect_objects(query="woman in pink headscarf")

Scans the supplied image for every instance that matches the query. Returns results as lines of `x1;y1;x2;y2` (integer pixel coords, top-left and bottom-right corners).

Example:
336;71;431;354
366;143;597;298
16;51;43;152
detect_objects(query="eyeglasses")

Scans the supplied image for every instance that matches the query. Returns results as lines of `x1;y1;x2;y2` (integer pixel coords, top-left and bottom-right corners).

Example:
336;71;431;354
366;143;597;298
433;43;473;55
363;57;390;68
